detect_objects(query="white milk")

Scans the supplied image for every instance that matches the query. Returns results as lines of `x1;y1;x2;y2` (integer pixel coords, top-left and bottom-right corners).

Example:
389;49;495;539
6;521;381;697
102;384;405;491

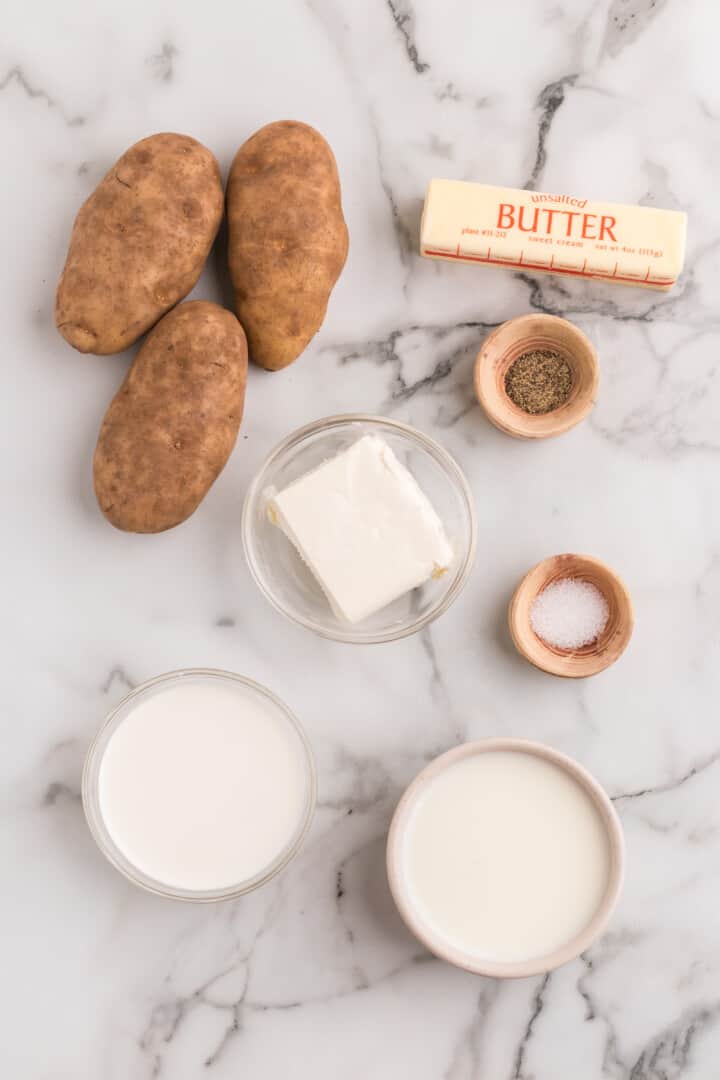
98;679;310;892
402;750;610;962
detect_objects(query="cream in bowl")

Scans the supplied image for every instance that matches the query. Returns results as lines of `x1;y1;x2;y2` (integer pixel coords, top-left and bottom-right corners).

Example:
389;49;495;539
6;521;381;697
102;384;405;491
82;669;316;901
387;739;623;977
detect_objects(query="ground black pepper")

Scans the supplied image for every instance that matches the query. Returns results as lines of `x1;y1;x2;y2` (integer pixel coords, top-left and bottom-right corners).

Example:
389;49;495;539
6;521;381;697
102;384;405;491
504;349;573;415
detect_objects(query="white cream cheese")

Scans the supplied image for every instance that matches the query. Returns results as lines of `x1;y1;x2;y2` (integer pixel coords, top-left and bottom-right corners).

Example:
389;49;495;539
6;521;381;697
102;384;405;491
267;435;453;623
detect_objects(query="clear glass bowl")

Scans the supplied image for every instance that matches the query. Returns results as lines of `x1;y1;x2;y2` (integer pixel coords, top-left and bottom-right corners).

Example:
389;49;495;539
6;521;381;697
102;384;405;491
242;415;477;644
82;669;317;902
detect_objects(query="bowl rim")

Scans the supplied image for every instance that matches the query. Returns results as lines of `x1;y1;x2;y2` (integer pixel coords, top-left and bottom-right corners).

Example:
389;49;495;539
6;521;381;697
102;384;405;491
241;414;478;644
474;313;599;440
82;668;317;902
386;737;625;978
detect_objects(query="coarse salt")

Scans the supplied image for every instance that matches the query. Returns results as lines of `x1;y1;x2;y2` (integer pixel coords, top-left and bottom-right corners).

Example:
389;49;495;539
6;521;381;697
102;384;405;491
529;578;609;650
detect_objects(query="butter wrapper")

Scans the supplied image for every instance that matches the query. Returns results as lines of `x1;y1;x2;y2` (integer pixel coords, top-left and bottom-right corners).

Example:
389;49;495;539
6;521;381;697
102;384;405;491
420;179;686;291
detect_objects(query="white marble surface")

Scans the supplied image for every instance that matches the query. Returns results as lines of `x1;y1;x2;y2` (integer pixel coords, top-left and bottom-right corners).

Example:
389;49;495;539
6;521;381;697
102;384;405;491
4;0;720;1076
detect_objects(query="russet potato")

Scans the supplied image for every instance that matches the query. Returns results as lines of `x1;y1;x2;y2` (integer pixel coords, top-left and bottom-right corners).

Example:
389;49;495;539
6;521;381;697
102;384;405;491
56;133;224;355
226;121;348;371
93;301;247;533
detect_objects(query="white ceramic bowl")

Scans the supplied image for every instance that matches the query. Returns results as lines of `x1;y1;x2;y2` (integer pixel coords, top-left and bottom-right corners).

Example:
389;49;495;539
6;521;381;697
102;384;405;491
387;738;624;978
82;669;316;902
242;415;477;644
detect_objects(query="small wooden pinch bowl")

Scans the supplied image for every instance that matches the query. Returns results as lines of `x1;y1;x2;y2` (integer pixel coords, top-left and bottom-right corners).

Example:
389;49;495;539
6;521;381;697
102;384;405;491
474;314;599;439
509;553;634;678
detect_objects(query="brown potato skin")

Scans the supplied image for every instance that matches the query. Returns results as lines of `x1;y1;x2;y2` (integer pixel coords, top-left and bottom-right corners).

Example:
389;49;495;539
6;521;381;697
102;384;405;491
56;134;224;355
226;121;349;371
93;302;247;533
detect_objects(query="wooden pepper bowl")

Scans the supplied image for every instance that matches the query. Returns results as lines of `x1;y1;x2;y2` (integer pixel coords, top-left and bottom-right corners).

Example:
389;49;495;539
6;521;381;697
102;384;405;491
509;553;634;678
474;314;599;439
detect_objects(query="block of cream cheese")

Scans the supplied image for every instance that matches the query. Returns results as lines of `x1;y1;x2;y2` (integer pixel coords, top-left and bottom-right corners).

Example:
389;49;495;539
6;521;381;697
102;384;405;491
267;435;453;623
421;179;686;290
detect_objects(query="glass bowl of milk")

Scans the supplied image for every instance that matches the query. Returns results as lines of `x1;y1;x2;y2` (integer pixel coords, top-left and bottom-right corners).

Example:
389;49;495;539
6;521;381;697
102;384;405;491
387;738;624;977
82;669;316;901
242;415;477;644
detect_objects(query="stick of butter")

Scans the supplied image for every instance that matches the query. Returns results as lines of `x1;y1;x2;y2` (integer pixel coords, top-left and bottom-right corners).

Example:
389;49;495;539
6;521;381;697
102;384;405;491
420;179;686;291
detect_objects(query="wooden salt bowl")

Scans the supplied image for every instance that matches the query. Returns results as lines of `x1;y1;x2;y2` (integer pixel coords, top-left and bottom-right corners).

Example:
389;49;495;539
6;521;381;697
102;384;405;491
509;553;634;677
